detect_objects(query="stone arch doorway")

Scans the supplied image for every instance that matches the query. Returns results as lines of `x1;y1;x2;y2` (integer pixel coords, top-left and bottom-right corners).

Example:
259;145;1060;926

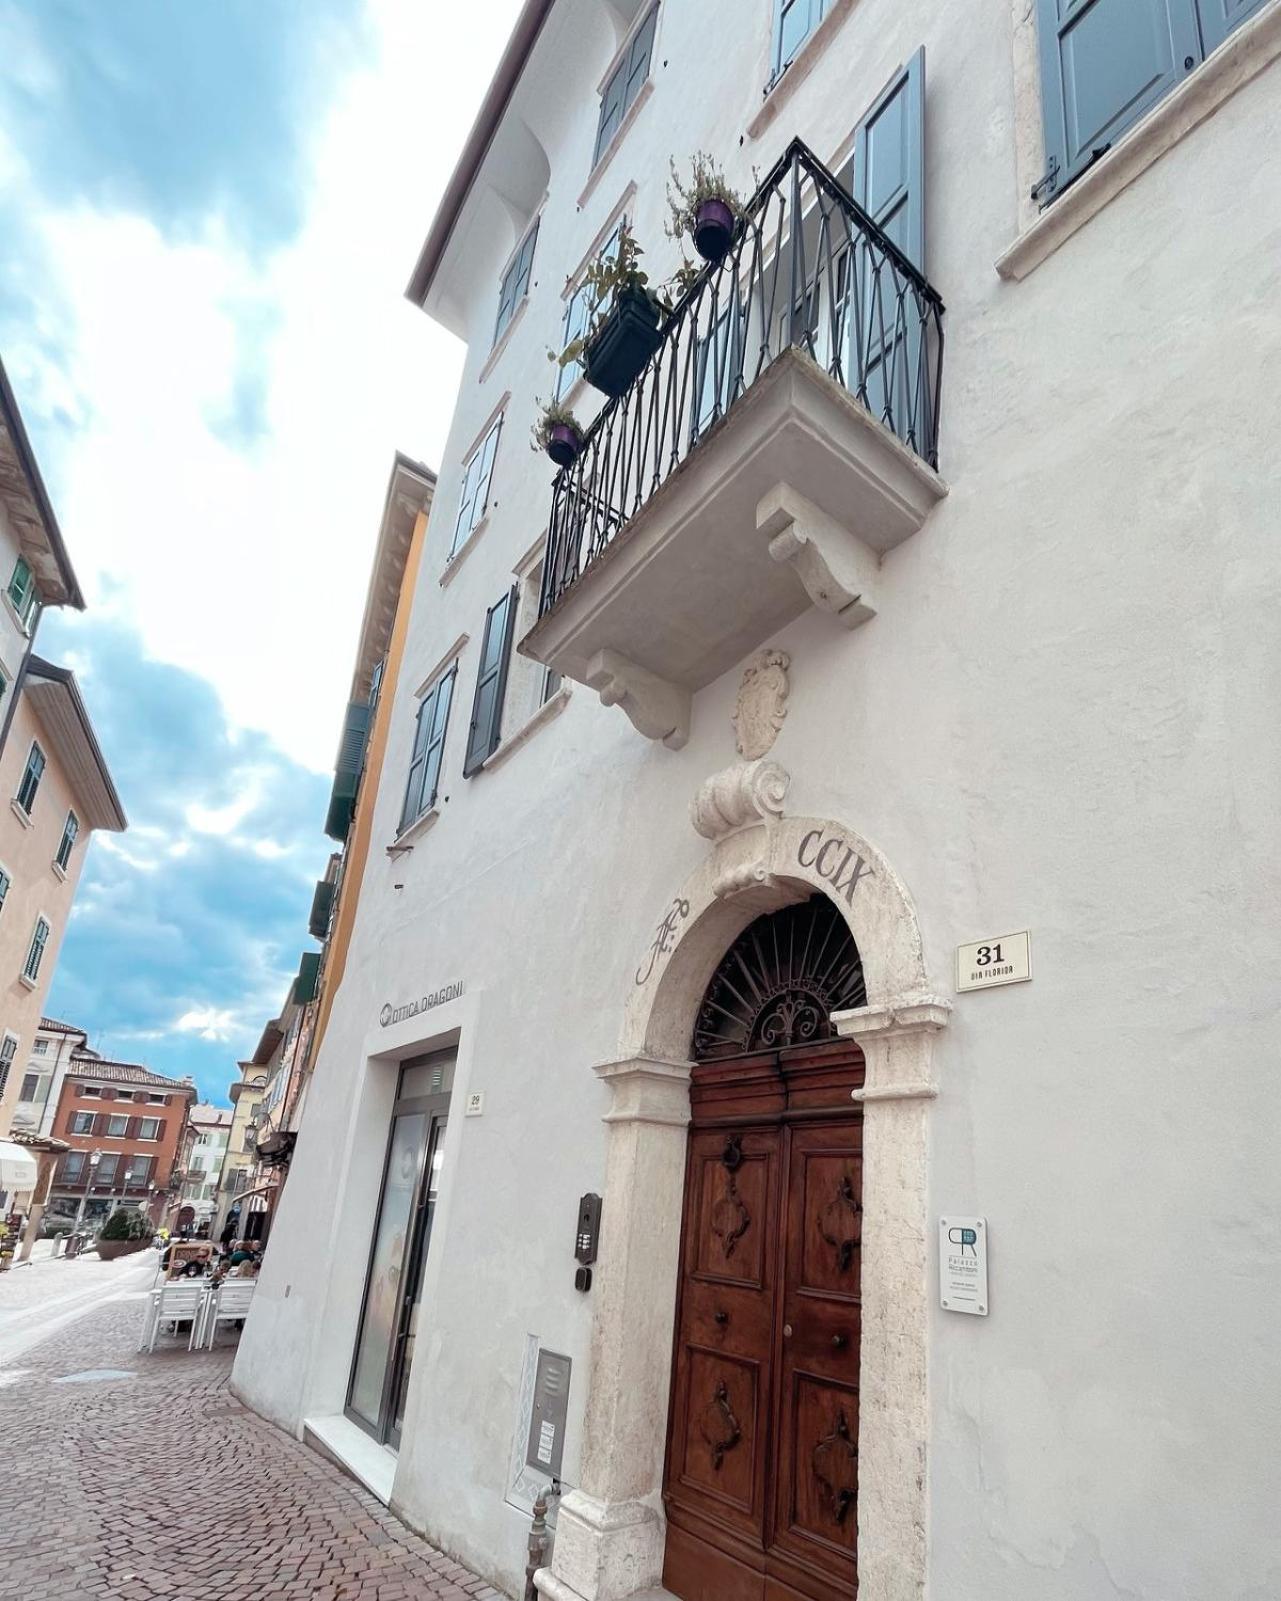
539;817;948;1601
664;893;869;1601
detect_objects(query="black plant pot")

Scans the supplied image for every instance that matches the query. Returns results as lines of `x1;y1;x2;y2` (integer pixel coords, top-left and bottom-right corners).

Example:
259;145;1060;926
584;287;663;400
546;421;584;468
693;197;735;264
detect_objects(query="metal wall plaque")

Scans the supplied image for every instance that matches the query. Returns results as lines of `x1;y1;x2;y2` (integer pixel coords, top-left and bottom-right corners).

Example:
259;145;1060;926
525;1348;572;1480
956;930;1031;992
939;1216;988;1315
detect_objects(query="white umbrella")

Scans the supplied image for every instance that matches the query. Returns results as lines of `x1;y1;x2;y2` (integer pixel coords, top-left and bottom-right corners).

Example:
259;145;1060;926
0;1140;39;1193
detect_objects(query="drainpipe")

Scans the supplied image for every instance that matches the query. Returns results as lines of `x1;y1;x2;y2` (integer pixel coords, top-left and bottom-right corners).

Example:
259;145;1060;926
0;597;44;764
523;1484;560;1601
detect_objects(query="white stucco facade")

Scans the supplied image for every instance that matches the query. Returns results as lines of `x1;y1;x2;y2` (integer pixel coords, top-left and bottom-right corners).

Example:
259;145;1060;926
233;3;1281;1599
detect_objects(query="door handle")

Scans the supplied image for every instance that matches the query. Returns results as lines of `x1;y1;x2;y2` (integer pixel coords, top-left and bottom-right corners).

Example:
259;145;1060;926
783;1323;793;1339
832;1332;848;1351
713;1309;729;1326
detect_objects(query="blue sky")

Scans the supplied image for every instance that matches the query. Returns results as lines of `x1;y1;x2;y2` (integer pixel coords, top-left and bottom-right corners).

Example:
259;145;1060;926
0;1;522;1097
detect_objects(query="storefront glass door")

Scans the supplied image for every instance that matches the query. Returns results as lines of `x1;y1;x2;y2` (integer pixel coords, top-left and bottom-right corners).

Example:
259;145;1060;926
346;1052;453;1445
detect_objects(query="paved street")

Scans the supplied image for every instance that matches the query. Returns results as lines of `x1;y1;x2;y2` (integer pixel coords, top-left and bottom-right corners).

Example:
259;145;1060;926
0;1256;504;1601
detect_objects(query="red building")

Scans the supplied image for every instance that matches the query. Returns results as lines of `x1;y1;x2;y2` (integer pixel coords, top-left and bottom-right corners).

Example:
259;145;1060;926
46;1056;196;1230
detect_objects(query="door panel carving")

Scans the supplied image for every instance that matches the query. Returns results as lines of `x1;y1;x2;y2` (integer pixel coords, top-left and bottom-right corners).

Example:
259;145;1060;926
664;1041;864;1601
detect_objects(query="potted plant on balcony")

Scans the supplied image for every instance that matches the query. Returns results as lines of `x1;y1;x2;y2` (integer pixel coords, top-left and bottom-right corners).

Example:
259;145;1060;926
531;400;585;468
95;1206;152;1260
558;223;664;400
667;152;743;265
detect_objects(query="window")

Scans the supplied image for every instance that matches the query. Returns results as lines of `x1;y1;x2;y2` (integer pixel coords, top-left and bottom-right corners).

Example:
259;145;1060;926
23;915;50;983
32;1038;48;1055
1034;0;1270;203
95;1153;120;1185
71;1110;95;1134
451;416;503;558
0;1033;16;1096
494;221;539;346
400;664;457;831
83;1086;102;1098
557;216;627;402
0;866;9;917
55;811;79;871
692;300;747;442
513;558;562;716
595;7;658;164
16;742;45;814
464;588;519;775
59;1151;86;1183
19;1071;41;1102
105;1114;129;1137
6;556;39;625
148;1093;166;1105
771;0;830;87
125;1156;153;1188
139;1117;162;1142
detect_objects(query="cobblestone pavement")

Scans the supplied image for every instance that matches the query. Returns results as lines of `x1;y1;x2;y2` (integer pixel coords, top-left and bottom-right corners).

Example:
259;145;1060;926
0;1292;506;1601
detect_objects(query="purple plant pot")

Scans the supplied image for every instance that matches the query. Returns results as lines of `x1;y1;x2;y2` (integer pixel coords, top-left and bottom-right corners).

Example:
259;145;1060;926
693;197;735;264
546;421;584;468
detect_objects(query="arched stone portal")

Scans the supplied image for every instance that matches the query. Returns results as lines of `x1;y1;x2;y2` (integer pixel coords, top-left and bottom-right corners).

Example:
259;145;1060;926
539;816;949;1601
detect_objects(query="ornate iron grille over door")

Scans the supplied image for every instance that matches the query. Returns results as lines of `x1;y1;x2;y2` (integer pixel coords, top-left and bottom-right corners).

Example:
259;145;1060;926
693;896;866;1060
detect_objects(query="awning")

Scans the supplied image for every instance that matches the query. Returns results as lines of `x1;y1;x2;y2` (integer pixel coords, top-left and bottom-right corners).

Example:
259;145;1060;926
0;1141;40;1192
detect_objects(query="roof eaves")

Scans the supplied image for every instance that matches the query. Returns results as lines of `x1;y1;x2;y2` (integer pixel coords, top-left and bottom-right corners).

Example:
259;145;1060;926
405;0;557;307
0;356;84;609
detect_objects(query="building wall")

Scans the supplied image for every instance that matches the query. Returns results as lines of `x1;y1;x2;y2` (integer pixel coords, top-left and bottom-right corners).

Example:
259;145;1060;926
236;4;1281;1599
49;1077;191;1214
7;1020;86;1134
0;496;40;717
0;692;92;1125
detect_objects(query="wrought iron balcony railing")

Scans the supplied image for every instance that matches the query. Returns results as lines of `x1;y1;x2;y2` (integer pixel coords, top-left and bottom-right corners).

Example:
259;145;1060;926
541;138;944;618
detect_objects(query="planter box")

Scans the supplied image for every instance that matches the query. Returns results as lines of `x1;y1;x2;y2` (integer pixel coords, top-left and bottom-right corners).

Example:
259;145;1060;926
584;289;663;400
96;1237;151;1261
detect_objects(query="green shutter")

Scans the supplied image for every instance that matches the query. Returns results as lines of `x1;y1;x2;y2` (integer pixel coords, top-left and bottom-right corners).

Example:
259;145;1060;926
308;879;336;941
324;702;372;842
464;589;518;776
294;951;321;1005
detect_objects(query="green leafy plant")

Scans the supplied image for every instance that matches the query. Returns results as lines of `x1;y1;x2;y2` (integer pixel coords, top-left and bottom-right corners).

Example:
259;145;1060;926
100;1207;150;1241
666;152;744;244
551;223;657;373
530;399;584;455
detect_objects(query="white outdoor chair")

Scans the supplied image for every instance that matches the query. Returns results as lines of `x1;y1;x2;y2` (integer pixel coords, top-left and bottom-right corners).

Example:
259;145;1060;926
200;1277;256;1348
139;1280;209;1352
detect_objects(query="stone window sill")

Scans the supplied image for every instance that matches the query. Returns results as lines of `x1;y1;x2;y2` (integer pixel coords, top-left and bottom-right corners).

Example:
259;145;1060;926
479;297;530;386
10;797;32;828
1;592;31;638
746;0;860;141
19;973;37;991
478;685;572;774
440;517;489;587
997;0;1281;282
578;78;654;212
51;861;67;882
390;805;440;852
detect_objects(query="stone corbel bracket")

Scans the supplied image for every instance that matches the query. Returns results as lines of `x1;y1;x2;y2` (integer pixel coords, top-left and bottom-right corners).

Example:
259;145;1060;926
832;993;952;1102
586;649;691;750
758;483;879;629
691;759;803;907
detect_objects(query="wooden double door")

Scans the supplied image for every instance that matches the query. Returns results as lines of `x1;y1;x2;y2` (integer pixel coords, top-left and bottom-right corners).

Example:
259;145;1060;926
663;1040;864;1601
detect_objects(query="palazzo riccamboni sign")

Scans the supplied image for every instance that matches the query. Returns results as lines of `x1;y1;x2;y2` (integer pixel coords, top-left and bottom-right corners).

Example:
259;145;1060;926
379;982;465;1028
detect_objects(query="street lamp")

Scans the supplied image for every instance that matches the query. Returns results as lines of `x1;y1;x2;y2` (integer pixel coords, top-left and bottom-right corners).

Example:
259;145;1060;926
72;1149;101;1232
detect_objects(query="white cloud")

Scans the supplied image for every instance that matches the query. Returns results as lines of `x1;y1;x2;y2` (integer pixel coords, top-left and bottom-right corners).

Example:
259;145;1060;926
174;1006;239;1041
2;0;525;771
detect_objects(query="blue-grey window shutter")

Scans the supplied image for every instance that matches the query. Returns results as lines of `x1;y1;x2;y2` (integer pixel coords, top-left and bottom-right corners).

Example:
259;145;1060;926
1197;0;1270;54
852;47;926;273
464;588;518;776
1034;0;1202;202
852;48;927;452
